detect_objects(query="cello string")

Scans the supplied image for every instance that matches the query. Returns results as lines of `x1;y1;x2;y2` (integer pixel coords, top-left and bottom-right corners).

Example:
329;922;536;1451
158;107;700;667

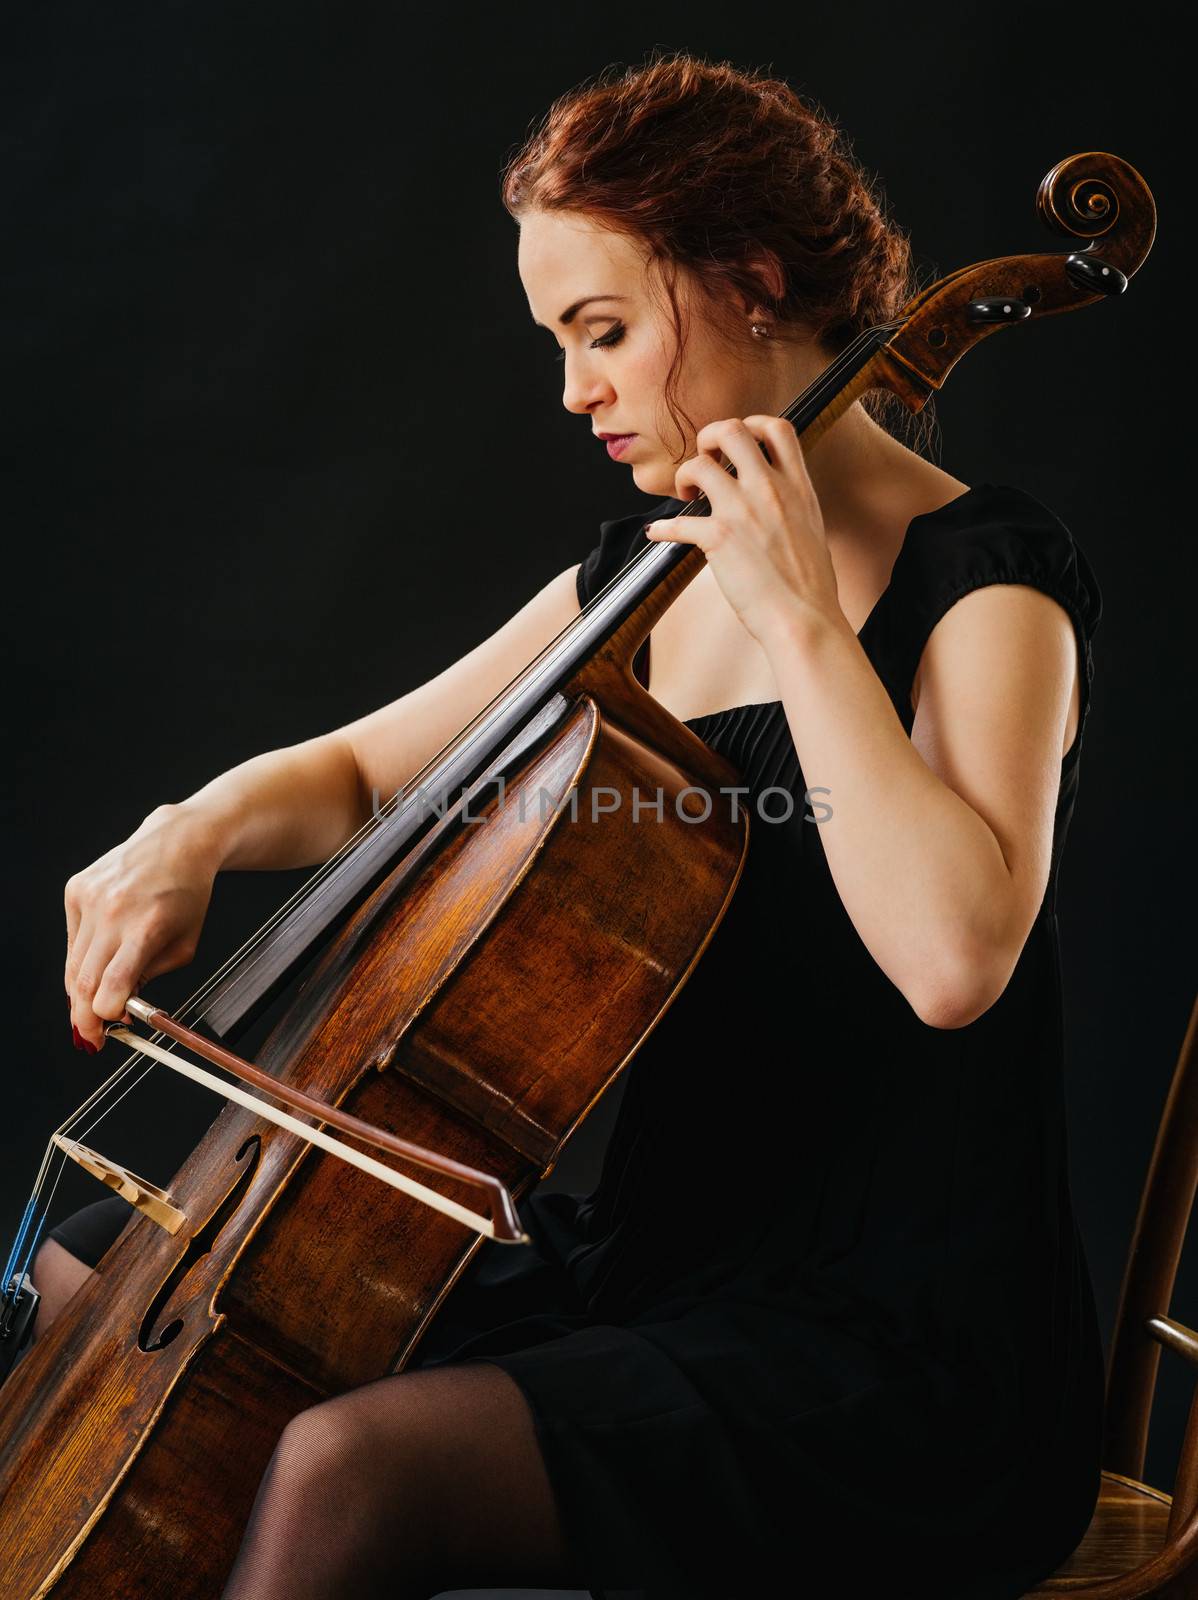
4;997;198;1295
5;1053;165;1291
4;327;885;1302
2;327;891;1306
4;1102;125;1291
145;326;884;1037
5;1055;145;1273
9;1059;163;1289
169;327;886;1036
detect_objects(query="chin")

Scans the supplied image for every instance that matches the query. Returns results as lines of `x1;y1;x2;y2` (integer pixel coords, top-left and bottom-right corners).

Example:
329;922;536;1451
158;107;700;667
630;460;674;498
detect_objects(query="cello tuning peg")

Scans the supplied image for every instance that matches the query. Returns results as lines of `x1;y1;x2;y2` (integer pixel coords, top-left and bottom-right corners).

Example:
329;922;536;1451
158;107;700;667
965;296;1033;325
1065;252;1128;296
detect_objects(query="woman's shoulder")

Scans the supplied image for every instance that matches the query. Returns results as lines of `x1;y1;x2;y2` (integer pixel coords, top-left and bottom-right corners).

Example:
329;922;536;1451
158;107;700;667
576;496;686;608
861;478;1105;741
895;480;1104;644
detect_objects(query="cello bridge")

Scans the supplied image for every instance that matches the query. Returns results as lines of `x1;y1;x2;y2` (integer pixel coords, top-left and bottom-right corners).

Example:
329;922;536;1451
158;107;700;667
51;1134;186;1236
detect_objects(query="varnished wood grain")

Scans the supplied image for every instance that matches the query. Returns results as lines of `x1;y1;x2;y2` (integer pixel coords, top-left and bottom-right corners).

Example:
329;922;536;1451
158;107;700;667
0;694;748;1596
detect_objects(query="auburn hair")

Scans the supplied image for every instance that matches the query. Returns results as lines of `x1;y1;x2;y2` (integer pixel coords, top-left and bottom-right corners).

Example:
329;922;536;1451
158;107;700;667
501;51;932;459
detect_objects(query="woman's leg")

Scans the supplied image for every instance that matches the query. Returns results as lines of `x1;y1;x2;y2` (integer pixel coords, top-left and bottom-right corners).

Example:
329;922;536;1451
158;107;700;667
29;1239;96;1338
220;1358;587;1600
30;1196;132;1339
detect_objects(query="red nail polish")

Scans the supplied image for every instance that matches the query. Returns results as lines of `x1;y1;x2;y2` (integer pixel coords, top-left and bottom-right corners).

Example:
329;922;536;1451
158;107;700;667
72;1023;97;1055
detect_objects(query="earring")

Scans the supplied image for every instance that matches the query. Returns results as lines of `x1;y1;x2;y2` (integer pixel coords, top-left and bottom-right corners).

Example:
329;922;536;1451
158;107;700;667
751;322;771;339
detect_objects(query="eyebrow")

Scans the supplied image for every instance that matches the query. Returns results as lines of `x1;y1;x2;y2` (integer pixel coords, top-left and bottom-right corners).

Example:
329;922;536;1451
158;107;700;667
534;294;627;329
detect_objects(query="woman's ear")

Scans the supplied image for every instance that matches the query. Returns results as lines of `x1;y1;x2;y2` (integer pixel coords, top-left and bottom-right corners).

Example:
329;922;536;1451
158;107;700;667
738;247;787;315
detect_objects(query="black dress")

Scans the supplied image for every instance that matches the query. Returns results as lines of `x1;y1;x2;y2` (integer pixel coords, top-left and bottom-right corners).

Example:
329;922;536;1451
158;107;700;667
50;482;1107;1600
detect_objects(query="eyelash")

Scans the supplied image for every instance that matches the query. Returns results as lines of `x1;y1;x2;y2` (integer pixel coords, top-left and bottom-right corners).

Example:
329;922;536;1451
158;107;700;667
555;325;625;362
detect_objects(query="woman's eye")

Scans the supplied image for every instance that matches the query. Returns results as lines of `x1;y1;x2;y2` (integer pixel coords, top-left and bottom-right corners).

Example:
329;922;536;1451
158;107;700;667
554;325;626;362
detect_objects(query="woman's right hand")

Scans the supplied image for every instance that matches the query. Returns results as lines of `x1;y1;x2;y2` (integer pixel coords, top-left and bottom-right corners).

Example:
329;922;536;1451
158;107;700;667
64;803;221;1053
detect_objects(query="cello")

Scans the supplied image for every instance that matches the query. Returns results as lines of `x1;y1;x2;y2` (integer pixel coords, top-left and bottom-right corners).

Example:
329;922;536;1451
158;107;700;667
0;152;1155;1599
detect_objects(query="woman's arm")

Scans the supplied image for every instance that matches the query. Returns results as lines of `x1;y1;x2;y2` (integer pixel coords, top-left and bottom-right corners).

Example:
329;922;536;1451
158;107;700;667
759;582;1078;1030
174;564;584;872
333;565;583;844
67;563;583;1046
644;414;1079;1032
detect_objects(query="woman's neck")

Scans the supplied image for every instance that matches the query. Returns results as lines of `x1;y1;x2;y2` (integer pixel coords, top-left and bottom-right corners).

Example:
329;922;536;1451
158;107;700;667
802;400;961;543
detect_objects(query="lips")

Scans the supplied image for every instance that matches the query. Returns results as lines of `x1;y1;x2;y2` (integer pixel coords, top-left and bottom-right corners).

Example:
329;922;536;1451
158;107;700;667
599;432;637;460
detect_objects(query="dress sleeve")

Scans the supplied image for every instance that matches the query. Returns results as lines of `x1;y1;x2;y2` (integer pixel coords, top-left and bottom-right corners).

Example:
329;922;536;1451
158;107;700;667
575;497;683;607
875;482;1104;744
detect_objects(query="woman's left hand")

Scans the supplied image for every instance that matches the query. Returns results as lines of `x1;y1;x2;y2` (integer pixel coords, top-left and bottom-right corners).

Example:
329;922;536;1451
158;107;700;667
644;416;844;646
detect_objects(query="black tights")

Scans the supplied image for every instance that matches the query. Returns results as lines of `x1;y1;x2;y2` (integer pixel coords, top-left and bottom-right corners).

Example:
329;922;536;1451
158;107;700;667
219;1359;588;1599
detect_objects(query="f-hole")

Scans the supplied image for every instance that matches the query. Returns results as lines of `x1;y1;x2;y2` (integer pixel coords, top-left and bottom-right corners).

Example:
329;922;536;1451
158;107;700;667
139;1136;262;1353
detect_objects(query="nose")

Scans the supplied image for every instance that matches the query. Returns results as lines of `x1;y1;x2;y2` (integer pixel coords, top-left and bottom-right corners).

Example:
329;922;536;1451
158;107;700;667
561;349;616;417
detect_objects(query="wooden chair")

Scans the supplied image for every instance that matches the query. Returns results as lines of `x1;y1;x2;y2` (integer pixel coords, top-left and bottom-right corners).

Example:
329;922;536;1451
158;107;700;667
1021;993;1198;1598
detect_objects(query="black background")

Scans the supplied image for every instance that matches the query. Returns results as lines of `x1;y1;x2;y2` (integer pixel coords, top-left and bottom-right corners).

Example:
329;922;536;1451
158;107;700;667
4;0;1191;1541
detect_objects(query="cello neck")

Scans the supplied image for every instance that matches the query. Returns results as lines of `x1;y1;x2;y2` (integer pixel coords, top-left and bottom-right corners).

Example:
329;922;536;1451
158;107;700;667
199;323;898;1042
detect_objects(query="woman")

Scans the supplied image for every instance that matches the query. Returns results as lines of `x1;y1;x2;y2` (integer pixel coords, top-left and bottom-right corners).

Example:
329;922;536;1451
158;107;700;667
37;52;1105;1600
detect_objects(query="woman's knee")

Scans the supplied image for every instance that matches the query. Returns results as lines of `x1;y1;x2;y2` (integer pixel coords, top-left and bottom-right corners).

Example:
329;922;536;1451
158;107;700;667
31;1239;96;1339
228;1365;582;1595
26;1197;132;1341
263;1397;362;1506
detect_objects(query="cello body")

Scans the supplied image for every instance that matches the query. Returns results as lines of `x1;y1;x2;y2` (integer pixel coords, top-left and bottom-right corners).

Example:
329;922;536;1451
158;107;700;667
0;664;749;1598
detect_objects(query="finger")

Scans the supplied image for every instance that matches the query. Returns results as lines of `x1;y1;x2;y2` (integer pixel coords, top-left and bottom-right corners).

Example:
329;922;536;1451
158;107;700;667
91;934;162;1024
694;417;776;491
66;911;97;1013
140;931;199;985
741;415;807;480
94;921;199;1026
644;510;715;551
672;452;737;511
64;879;84;996
72;930;122;1048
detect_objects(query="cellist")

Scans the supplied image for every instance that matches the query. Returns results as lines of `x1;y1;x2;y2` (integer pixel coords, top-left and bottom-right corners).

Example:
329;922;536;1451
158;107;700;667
38;51;1105;1600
